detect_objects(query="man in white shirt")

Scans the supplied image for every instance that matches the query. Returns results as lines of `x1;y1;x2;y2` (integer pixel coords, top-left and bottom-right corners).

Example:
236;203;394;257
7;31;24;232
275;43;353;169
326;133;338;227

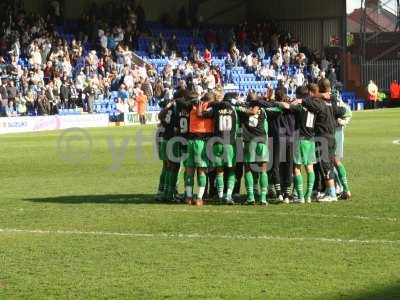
138;64;147;80
123;70;134;90
311;62;320;82
272;51;283;69
206;72;216;91
98;30;108;50
294;70;305;87
246;53;253;68
267;65;276;80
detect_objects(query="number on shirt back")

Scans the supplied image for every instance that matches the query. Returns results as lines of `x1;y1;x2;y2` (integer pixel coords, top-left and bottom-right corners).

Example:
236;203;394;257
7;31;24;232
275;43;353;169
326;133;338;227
180;118;188;133
219;115;232;131
306;112;315;128
248;115;259;128
165;110;173;124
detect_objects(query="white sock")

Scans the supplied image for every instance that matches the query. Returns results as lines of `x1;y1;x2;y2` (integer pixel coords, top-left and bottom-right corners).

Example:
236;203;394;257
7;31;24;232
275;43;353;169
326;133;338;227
185;187;193;198
197;187;205;200
226;188;233;200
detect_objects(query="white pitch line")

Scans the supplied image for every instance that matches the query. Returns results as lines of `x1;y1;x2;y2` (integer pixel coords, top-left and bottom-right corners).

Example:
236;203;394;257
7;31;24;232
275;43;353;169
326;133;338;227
101;207;397;223
157;208;399;223
0;228;398;245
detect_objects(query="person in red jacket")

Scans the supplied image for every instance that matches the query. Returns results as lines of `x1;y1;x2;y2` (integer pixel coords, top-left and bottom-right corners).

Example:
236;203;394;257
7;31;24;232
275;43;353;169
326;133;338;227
390;80;399;99
204;48;212;65
390;80;400;107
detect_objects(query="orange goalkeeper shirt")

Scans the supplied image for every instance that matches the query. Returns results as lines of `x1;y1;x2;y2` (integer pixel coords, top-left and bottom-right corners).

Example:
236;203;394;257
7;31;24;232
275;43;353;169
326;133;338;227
189;102;214;134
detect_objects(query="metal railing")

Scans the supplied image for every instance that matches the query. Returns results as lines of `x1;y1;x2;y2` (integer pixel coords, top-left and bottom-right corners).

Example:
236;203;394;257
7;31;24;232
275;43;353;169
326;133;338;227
361;59;400;89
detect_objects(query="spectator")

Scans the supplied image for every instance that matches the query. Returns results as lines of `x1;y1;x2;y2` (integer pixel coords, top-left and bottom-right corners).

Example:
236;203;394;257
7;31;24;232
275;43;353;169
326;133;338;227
83;82;96;113
272;51;283;69
60;80;70;109
115;98;129;122
327;68;337;88
69;79;79;109
367;80;379;109
7;80;17;102
148;40;157;58
390;80;400;100
168;34;179;56
98;29;108;50
205;70;216;91
136;90;147;125
153;79;165;104
257;42;265;60
157;33;168;58
293;69;305;87
224;53;234;83
271;33;280;54
36;93;50;116
25;92;35;115
204;48;212;65
0;79;8;106
321;56;329;73
310;61;320;82
141;78;153;105
15;93;27;116
5;100;17;117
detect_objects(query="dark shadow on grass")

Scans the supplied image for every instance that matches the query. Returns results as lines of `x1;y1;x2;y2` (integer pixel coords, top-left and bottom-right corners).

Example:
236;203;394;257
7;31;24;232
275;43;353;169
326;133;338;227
23;194;163;205
327;284;400;300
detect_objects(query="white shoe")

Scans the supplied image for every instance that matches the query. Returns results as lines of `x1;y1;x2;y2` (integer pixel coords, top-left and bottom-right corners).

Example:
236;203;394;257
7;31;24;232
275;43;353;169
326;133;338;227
305;197;312;204
294;198;305;204
226;198;235;205
276;195;284;203
318;195;337;203
336;185;343;195
283;196;290;204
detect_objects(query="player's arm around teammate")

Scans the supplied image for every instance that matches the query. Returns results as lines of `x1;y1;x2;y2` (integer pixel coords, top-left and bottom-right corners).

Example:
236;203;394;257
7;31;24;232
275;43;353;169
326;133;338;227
184;92;215;206
238;96;270;206
333;96;352;200
198;94;239;205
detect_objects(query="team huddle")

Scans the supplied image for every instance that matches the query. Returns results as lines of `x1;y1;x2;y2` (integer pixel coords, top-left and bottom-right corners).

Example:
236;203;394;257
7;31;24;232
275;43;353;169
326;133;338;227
156;78;352;206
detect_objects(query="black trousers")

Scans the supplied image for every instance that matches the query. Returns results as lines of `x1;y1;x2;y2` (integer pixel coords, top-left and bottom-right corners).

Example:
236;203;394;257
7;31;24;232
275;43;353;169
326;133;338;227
367;100;378;110
139;115;146;125
280;141;294;192
314;135;336;191
269;137;294;193
233;162;244;195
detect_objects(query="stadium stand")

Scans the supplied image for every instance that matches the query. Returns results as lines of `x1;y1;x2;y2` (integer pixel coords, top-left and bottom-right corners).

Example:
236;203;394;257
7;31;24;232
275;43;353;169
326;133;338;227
0;0;364;119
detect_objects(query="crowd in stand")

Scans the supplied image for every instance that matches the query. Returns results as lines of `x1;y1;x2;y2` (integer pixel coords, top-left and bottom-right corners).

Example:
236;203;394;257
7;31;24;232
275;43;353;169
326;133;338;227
0;0;341;119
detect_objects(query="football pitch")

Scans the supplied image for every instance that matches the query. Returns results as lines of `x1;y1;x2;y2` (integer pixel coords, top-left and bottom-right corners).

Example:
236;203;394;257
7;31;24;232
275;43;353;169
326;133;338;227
0;109;400;299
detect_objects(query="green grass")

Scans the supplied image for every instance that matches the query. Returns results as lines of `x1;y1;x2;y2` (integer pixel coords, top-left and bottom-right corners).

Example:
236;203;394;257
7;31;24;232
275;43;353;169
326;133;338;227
1;109;400;299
